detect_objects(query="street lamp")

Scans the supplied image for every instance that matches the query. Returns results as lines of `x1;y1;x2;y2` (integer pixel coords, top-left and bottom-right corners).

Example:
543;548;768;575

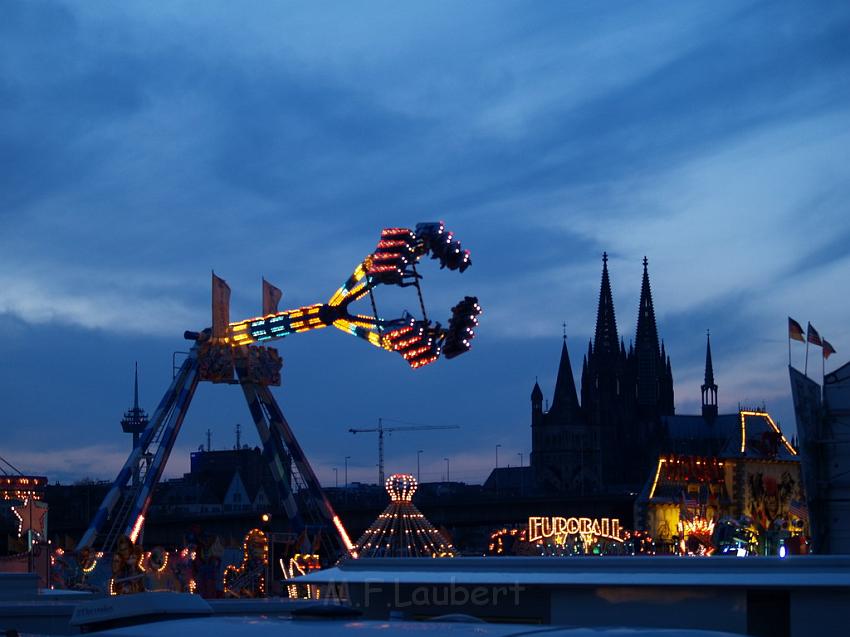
496;444;501;469
518;452;524;495
444;457;450;482
417;450;423;483
344;456;351;488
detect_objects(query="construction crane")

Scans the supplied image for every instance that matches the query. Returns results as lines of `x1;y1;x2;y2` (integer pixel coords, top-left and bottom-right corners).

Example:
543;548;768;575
349;418;460;485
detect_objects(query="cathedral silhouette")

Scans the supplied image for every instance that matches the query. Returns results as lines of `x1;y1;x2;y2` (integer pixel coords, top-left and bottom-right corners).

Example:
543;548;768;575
530;253;678;494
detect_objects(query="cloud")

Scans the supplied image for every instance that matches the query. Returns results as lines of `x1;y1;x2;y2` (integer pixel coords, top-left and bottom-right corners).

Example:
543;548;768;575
555;109;850;310
0;0;848;481
3;444;129;484
0;265;199;336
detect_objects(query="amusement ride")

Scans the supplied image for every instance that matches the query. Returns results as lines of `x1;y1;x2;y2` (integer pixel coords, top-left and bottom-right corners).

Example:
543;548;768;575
353;473;457;558
76;222;481;565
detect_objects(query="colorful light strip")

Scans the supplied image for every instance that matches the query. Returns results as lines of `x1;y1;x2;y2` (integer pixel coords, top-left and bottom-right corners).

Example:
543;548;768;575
739;410;797;456
333;515;357;558
205;223;478;378
129;514;145;543
648;458;666;500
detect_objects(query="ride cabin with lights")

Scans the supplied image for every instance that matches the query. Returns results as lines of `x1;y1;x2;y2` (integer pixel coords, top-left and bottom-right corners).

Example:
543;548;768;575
69;222;480;596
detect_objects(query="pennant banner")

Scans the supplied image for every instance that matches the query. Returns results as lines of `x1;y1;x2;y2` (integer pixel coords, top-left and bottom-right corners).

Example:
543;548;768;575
788;317;805;342
262;278;283;316
789;499;808;519
212;272;231;340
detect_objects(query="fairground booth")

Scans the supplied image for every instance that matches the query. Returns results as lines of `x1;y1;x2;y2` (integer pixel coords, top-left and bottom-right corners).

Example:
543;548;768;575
635;410;808;556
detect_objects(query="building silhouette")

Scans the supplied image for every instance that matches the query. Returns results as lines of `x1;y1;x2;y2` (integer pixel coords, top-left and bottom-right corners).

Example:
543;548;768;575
531;254;674;493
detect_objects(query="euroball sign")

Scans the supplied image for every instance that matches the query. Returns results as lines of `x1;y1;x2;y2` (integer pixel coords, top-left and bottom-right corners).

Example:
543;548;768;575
527;516;623;543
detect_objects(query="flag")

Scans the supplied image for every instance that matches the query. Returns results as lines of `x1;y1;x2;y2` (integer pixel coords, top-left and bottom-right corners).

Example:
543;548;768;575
789;499;808;519
262;278;283;316
212;272;231;340
679;489;698;515
823;339;836;360
788;317;805;342
678;491;689;520
807;322;822;346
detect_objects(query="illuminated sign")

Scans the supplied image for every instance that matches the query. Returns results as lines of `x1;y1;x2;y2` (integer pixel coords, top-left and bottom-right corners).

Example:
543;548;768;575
528;516;623;543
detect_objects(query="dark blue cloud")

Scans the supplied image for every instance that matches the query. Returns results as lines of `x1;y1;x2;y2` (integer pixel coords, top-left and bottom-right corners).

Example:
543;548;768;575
1;0;848;482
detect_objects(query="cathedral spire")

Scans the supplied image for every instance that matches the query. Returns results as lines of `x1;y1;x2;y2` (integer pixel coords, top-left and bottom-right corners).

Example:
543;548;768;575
550;334;580;421
701;330;718;419
704;330;715;386
635;257;660;356
593;252;619;357
634;257;664;410
531;379;543;403
530;375;544;432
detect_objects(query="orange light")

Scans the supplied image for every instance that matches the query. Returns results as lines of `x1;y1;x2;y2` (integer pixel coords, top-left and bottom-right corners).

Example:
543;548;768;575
333;515;357;557
129;514;145;543
739;410;797;456
648;458;666;500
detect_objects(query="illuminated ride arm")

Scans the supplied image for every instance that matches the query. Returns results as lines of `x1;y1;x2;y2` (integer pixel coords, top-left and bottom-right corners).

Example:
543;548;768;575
78;223;478;558
224;223;481;369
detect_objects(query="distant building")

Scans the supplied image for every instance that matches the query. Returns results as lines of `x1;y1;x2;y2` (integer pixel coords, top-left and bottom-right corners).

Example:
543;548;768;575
482;466;534;495
525;256;806;555
150;448;278;517
633;334;806;555
46;447;281;549
790;358;850;553
529;339;601;494
530;254;673;494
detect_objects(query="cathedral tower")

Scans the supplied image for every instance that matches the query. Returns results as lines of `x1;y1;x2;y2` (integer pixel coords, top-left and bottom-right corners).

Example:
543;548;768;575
549;334;582;425
630;257;674;418
581;253;627;428
701;331;718;420
531;334;600;493
581;253;630;485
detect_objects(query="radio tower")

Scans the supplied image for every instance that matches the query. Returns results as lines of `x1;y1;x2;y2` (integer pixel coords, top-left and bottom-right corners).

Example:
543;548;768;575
120;362;149;486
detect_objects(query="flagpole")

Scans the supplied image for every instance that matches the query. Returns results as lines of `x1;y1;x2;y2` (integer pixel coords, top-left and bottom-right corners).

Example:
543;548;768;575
805;335;810;377
788;332;791;367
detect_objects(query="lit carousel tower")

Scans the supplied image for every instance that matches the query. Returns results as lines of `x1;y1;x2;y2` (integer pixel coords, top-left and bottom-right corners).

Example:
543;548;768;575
354;474;456;558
